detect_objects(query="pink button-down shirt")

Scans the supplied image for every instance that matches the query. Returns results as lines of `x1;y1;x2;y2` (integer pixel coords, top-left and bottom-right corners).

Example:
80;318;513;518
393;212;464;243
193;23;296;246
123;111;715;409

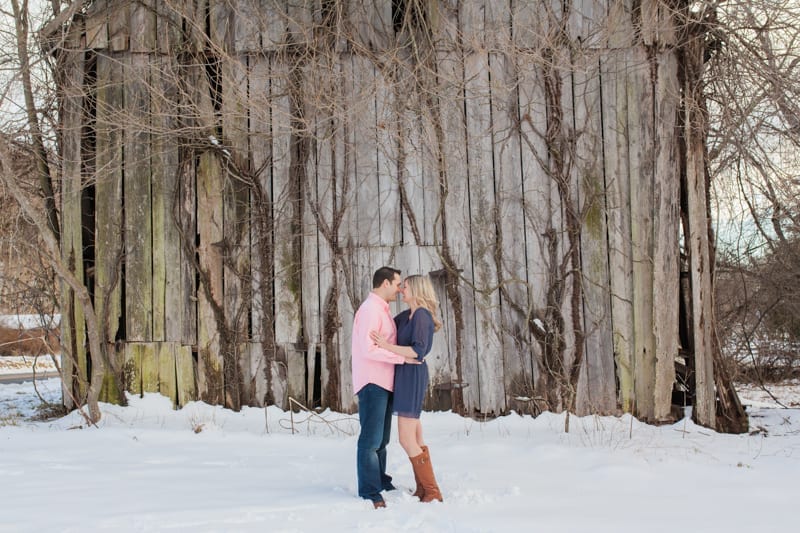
351;292;406;395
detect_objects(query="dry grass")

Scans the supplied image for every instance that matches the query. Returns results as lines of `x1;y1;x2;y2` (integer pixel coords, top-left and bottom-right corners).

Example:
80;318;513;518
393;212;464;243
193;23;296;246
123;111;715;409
0;325;60;357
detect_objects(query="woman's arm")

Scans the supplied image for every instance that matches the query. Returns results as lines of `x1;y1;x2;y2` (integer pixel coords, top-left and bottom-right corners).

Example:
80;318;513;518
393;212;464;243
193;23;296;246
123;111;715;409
370;330;419;360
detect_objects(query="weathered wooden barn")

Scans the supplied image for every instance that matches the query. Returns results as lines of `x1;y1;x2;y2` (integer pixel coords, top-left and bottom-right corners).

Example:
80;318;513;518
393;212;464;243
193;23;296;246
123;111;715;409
54;0;745;430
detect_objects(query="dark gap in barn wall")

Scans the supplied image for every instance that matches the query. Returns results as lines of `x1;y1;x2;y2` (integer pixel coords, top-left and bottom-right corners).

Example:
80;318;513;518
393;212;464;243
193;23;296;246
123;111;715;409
596;53;621;403
80;51;98;308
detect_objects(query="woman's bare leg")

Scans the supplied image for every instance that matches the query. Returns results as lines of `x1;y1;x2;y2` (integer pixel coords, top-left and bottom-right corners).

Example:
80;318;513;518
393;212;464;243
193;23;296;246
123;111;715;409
415;420;426;450
397;416;423;457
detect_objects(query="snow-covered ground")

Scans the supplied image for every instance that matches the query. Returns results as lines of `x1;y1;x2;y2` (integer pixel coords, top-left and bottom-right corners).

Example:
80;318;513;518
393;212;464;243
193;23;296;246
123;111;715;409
0;354;59;375
0;374;798;532
0;313;61;375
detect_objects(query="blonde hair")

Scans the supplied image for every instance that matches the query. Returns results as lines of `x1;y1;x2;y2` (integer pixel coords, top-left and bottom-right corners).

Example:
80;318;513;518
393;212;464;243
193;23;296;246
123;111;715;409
405;275;443;332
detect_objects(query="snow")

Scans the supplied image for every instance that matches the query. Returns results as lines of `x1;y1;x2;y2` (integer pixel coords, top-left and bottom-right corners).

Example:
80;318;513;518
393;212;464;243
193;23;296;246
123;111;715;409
0;354;59;376
1;376;799;532
0;313;60;329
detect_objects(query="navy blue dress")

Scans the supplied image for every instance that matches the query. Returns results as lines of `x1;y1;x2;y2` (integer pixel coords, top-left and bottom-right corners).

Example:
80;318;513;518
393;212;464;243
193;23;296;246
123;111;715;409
392;308;434;418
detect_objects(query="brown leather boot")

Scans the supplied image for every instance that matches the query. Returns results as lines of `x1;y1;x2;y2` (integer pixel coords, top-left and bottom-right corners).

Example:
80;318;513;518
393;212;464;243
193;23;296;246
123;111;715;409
409;448;443;503
411;446;428;499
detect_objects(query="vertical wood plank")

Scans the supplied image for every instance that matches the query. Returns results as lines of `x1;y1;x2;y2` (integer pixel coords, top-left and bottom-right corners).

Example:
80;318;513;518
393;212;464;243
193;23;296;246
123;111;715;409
130;0;157;53
286;0;314;46
348;0;392;51
376;64;400;247
601;49;634;412
196;150;225;405
640;0;659;46
176;344;197;407
124;342;143;395
158;342;178;406
60;40;86;408
399;103;426;245
490;50;533;412
434;4;479;413
567;0;608;49
337;273;356;412
301;63;322;405
511;0;552;49
249;342;266;406
249;54;271;346
177;132;198;346
107;2;130;52
573;52;616;414
516;54;550;396
209;0;233;51
483;0;511;50
684;43;716;428
607;0;635;49
350;55;381;246
271;59;302;345
141;342;159;393
418;246;454;408
260;0;287;51
187;0;209;53
285;345;306;405
555;46;577;404
652;51;680;422
221;55;252;402
124;54;153;341
311;55;346;409
627;47;656;420
85;0;109;50
156;0;184;55
465;37;505;415
95;53;123;349
152;57;185;342
236;0;262;53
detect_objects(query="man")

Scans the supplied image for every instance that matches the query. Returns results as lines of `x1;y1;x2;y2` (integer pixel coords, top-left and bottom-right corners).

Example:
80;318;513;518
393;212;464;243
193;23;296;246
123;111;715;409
352;266;416;508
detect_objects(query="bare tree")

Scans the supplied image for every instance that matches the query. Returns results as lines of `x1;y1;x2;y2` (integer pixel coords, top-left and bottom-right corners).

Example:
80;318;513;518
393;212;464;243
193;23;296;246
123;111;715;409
705;0;800;389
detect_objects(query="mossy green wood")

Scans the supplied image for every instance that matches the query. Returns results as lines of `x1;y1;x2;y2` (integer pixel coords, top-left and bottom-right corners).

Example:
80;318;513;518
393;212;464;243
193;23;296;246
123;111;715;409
150;57;184;343
141;342;159;393
272;60;302;349
574;53;616;414
158;342;178;406
176;344;197;407
59;34;85;408
124;343;143;395
124;53;153;342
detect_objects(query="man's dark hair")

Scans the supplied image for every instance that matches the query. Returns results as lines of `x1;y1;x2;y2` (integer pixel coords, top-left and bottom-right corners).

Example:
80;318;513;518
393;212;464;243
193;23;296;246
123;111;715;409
373;266;401;289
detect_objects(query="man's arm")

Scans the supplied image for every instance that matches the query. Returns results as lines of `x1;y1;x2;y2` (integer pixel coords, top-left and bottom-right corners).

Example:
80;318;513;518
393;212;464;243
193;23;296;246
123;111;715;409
353;309;406;364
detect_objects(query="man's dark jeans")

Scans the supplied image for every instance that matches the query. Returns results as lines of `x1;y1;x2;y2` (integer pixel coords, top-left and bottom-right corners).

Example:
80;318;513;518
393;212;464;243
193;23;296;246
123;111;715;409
356;383;395;503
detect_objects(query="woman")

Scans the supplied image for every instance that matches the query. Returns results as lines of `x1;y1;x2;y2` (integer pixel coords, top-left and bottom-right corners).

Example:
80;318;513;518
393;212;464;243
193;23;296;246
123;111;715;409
370;274;443;503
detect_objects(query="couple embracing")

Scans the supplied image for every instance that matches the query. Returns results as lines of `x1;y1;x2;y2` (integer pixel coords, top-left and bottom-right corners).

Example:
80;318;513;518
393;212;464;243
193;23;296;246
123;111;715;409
351;266;444;509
